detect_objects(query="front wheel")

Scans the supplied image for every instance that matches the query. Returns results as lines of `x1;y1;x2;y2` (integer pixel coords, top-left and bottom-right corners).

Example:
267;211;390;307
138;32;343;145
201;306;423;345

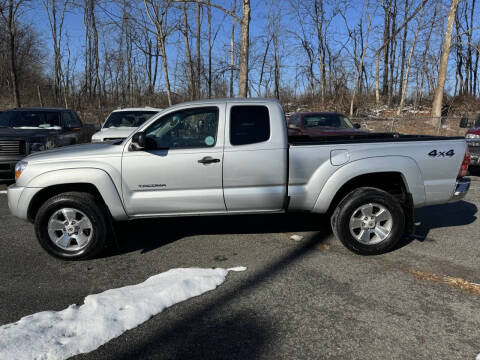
34;192;110;260
331;187;405;255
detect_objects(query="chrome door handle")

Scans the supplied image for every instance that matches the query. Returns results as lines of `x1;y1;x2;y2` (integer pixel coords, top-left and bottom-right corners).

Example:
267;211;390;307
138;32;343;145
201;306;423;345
198;156;220;165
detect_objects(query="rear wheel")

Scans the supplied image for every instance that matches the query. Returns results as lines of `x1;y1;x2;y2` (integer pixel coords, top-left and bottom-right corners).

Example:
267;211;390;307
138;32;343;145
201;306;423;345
35;192;110;260
331;187;405;255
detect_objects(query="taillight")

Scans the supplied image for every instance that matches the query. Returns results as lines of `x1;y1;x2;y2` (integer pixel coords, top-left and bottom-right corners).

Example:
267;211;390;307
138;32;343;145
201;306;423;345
458;148;470;178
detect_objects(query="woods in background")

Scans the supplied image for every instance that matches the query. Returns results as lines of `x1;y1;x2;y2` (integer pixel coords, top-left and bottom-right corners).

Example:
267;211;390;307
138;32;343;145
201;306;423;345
0;0;478;121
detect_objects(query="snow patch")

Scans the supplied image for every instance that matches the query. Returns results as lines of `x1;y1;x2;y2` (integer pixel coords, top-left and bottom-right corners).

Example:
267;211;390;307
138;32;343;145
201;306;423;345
0;190;7;194
289;234;304;242
0;266;246;360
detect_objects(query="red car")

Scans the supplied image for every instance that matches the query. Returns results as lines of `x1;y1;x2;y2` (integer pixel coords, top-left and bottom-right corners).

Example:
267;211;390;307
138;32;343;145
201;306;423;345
465;116;480;166
287;112;367;137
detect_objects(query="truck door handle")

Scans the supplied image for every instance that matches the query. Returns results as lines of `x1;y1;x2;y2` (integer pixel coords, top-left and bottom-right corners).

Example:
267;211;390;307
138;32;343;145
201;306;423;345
198;156;220;165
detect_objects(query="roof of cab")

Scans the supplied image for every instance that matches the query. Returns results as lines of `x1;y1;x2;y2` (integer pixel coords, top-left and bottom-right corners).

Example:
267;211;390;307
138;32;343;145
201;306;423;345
112;107;162;112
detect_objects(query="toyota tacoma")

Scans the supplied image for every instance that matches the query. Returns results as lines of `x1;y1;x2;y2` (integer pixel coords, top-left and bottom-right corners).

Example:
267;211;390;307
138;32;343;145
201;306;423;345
7;99;471;260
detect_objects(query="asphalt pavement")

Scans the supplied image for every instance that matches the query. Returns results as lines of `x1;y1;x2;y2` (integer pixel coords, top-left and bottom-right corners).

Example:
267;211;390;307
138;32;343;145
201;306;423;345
0;175;479;360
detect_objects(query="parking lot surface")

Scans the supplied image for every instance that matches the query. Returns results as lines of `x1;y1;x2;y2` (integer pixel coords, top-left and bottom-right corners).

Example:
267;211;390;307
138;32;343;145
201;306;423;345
0;176;479;360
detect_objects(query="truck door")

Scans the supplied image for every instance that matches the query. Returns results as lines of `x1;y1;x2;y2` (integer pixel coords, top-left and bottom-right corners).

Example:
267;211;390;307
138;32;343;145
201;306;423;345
121;105;226;216
223;103;288;212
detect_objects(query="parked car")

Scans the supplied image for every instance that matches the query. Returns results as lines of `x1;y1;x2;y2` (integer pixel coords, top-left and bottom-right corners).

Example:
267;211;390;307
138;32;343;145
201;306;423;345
464;115;480;166
91;107;162;143
0;108;95;181
8;99;470;260
287;112;367;137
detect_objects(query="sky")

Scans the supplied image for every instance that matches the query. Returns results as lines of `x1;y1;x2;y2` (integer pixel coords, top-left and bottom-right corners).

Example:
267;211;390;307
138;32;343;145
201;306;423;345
21;0;462;96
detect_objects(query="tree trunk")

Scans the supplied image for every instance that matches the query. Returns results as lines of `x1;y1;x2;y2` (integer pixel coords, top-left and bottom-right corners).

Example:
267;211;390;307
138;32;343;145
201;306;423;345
375;53;380;104
398;0;408;98
182;2;195;99
195;1;201;99
238;0;250;97
397;5;423;115
432;0;460;121
350;2;375;116
229;0;236;98
7;0;20;107
207;0;212;98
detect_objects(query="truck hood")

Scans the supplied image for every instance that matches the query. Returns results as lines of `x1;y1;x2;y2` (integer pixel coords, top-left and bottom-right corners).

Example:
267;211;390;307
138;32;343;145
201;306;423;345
0;127;60;139
25;142;124;163
92;127;136;141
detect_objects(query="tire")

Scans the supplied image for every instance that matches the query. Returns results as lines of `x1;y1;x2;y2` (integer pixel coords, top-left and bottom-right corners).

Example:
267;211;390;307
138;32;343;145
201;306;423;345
34;191;110;260
331;187;405;255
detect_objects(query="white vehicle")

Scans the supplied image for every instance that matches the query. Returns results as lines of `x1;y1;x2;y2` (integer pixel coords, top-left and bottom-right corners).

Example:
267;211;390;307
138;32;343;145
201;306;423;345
91;107;162;142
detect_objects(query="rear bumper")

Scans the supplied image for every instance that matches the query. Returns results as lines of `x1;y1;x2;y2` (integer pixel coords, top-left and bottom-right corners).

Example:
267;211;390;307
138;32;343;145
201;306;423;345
450;178;471;202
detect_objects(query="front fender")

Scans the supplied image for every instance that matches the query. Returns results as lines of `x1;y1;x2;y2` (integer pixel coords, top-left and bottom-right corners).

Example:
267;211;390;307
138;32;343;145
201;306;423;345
312;156;426;213
24;168;128;220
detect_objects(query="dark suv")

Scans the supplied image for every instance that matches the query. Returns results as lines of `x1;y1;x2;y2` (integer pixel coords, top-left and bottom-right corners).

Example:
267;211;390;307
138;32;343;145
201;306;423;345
0;108;95;181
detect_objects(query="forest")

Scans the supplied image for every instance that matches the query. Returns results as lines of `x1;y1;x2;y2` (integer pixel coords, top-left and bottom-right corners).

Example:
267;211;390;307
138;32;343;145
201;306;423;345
0;0;477;125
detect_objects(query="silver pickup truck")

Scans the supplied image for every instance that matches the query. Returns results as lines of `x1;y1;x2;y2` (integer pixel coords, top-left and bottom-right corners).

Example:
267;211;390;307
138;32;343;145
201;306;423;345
7;99;471;260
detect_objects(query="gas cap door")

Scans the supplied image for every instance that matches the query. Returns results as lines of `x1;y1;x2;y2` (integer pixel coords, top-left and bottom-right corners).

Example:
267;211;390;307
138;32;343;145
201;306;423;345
330;149;350;166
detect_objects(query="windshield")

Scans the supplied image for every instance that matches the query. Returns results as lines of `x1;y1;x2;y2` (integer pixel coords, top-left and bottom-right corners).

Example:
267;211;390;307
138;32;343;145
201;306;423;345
303;114;354;129
0;111;14;127
103;111;158;128
0;111;61;128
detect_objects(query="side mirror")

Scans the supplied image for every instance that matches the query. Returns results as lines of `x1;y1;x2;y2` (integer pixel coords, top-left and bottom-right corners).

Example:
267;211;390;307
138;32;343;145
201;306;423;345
131;131;146;150
459;117;470;128
353;123;361;129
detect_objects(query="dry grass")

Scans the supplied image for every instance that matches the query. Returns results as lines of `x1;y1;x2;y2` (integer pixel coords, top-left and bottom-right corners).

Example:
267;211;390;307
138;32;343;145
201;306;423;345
408;270;480;295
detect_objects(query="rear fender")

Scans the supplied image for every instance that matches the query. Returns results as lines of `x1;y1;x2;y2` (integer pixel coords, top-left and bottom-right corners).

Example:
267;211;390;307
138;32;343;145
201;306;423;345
312;156;426;213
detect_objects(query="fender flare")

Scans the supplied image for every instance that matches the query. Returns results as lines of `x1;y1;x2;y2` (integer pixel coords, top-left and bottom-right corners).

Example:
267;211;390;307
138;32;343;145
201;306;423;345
312;156;426;213
26;168;128;220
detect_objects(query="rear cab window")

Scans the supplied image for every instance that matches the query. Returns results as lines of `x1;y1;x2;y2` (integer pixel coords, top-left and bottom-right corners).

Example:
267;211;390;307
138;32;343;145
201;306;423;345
230;106;270;146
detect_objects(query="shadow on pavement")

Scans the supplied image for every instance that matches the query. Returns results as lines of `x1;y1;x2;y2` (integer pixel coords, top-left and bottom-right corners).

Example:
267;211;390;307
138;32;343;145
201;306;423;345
413;200;478;240
113;213;330;256
109;230;329;360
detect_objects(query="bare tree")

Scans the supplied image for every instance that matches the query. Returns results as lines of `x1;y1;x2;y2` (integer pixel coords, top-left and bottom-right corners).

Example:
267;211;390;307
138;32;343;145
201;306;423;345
0;0;27;107
144;0;174;106
431;0;460;121
397;2;423;114
41;0;69;105
349;1;377;116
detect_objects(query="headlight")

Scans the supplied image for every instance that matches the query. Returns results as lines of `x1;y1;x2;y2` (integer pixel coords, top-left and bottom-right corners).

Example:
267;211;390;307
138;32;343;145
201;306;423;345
15;161;28;180
466;133;480;139
29;142;46;153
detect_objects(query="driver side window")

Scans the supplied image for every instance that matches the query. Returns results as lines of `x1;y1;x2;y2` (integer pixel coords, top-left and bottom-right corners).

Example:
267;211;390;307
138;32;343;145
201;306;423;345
145;106;219;149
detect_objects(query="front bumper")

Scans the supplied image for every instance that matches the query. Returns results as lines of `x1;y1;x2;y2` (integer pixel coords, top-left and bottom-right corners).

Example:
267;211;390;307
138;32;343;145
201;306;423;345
450;178;471;202
7;183;25;219
467;140;480;166
7;184;41;221
0;156;23;181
